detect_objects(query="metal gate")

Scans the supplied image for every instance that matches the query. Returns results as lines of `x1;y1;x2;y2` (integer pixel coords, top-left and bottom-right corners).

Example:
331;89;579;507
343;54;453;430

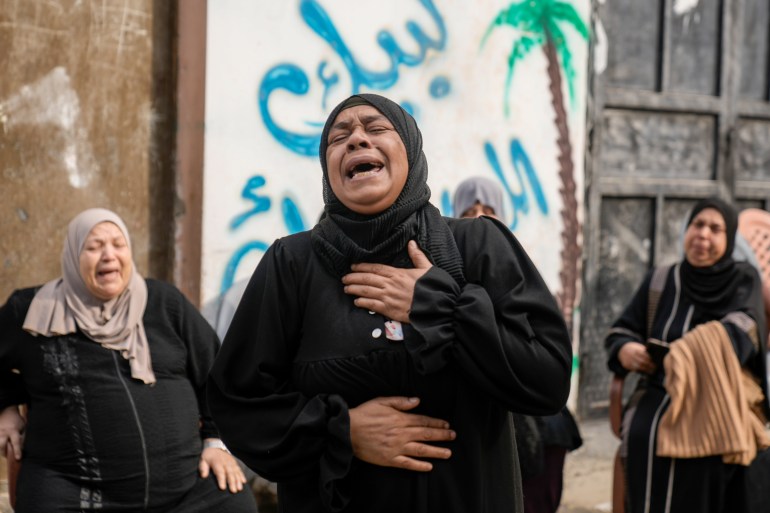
579;0;770;418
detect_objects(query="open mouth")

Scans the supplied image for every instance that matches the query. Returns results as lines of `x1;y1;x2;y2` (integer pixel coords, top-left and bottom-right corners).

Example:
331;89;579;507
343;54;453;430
97;270;120;280
346;161;384;179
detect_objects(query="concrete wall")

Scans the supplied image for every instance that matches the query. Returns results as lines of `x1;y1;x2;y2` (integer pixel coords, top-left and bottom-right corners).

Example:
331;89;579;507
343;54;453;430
202;0;590;342
0;0;176;303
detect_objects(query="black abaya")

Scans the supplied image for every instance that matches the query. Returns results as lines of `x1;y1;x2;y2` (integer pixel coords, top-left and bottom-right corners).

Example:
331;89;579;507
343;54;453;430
208;216;572;513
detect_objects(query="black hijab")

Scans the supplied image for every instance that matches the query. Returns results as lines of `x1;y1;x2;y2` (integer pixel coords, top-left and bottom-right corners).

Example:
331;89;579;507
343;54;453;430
310;94;465;285
680;198;762;324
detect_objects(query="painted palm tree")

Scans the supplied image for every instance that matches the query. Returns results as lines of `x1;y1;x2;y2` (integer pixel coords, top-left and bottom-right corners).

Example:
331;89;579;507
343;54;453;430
481;0;588;335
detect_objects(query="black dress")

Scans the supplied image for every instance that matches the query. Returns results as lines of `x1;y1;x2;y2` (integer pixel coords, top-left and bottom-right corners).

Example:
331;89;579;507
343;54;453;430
0;279;256;513
605;263;767;513
208;216;572;513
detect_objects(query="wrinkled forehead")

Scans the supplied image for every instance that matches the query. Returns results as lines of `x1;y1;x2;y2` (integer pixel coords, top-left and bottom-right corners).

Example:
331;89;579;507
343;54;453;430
68;211;131;253
84;221;127;240
329;104;390;130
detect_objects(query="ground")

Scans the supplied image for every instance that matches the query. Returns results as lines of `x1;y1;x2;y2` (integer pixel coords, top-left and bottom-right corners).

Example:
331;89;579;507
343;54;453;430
559;418;616;513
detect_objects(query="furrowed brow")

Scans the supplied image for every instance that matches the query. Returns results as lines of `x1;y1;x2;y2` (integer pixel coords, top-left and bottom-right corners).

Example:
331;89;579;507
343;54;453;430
330;119;352;132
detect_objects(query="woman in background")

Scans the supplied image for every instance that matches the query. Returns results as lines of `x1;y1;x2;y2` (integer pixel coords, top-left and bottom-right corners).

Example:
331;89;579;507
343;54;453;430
453;176;583;513
605;198;768;513
0;208;257;513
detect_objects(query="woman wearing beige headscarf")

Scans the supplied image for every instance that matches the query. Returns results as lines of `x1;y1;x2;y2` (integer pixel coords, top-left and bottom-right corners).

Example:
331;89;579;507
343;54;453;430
0;208;257;513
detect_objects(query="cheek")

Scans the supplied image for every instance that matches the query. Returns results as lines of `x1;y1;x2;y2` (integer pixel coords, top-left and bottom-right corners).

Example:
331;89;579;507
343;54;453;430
683;229;696;247
326;151;343;189
119;252;133;278
326;148;340;175
714;237;727;254
390;154;409;190
79;254;94;281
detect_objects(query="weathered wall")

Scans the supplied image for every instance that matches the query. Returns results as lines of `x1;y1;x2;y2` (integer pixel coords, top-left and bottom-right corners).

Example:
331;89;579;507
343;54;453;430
0;0;175;302
202;0;591;342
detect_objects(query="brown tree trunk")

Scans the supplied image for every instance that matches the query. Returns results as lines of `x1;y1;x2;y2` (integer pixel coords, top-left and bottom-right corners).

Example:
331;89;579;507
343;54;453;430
543;37;580;337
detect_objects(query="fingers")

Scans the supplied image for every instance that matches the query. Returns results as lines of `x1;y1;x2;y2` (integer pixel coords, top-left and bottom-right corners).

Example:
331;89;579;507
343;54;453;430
392;455;434;472
373;397;453;429
214;461;245;492
4;441;12;463
407;240;432;269
637;353;657;374
198;459;210;479
378;398;448;426
377;396;421;411
628;353;655;374
403;440;452;460
215;463;228;491
227;465;247;493
388;440;453;472
8;431;22;461
344;284;385;301
349;262;393;276
204;459;228;491
201;449;246;493
350;396;455;472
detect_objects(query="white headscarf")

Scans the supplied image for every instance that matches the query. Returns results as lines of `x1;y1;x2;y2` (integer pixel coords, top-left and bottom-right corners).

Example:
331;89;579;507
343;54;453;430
22;208;155;384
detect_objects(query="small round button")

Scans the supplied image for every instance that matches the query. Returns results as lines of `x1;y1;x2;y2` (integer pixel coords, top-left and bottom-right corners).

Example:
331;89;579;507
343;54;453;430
368;310;376;315
372;328;382;338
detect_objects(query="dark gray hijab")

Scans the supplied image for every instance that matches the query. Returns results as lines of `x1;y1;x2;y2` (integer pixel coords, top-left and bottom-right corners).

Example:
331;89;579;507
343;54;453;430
311;94;465;285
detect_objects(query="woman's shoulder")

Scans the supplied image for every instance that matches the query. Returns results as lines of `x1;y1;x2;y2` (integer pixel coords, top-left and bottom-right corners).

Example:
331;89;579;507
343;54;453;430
2;286;42;317
144;278;183;299
275;230;312;251
263;230;314;267
444;215;524;259
445;215;511;242
142;279;198;317
734;260;763;282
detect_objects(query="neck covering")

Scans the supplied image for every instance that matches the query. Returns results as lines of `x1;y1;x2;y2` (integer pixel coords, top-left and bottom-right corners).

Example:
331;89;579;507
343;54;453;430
680;197;741;312
453;176;505;219
23;208;155;384
311;94;465;285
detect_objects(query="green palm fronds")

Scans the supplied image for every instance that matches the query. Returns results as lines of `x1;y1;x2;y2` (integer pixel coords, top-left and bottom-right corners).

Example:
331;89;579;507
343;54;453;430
482;0;589;116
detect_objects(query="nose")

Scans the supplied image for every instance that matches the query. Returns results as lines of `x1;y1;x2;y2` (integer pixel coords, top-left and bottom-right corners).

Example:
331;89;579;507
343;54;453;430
346;127;371;150
101;244;117;261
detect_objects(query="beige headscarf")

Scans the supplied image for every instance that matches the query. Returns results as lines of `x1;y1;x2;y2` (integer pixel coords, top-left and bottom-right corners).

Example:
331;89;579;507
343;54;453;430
22;208;155;384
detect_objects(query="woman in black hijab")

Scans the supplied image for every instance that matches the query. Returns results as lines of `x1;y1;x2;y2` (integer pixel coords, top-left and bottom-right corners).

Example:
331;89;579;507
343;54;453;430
605;198;769;513
207;94;572;513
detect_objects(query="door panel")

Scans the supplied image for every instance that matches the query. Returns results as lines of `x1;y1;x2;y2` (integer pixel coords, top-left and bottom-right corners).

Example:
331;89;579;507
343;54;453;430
580;0;770;418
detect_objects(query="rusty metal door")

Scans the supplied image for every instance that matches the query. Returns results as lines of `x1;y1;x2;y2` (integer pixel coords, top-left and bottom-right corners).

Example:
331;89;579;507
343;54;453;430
579;0;770;418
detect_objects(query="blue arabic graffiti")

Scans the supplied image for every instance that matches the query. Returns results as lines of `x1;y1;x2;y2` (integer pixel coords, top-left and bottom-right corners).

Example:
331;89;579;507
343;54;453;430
221;175;308;293
440;139;548;228
484;139;548;230
258;0;447;156
229;175;271;230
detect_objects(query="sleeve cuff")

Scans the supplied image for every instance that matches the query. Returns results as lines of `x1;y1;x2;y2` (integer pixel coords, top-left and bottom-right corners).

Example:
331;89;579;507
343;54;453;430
406;266;462;374
608;339;630;376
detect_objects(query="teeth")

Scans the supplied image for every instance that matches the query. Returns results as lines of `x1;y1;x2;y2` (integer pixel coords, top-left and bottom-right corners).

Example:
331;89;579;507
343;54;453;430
348;163;381;178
